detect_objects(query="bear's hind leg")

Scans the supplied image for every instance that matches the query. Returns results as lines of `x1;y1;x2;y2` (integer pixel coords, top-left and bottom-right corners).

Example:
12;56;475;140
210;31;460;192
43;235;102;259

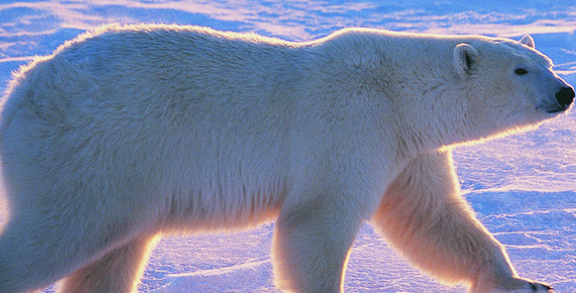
58;235;159;293
0;195;154;293
372;151;551;292
0;218;87;293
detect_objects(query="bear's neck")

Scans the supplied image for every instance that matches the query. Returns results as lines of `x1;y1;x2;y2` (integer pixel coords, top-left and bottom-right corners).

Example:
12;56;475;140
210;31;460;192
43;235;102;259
303;30;494;158
335;35;477;154
390;76;484;157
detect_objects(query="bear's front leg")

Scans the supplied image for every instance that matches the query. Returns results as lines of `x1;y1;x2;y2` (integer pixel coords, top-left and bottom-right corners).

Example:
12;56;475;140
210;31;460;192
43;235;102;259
271;185;367;293
372;150;552;292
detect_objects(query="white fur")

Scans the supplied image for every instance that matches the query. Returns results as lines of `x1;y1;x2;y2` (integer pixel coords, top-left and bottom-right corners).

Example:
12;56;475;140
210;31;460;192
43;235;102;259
0;25;572;293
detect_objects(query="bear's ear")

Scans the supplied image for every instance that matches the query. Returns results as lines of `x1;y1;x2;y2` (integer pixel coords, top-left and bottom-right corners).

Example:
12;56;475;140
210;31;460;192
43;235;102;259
453;43;478;76
519;35;535;48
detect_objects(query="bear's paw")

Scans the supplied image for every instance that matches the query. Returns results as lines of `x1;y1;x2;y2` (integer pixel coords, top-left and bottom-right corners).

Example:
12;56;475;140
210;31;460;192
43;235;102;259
472;277;553;293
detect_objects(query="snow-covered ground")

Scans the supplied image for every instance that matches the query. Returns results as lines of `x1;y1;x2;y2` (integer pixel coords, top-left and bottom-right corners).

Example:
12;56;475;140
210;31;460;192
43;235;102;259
1;1;575;292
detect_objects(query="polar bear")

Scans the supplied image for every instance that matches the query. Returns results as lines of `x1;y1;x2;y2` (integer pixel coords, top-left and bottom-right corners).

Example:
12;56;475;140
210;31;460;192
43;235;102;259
0;25;573;293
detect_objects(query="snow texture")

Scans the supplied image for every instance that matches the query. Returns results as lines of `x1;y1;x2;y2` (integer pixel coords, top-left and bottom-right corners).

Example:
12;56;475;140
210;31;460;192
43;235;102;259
0;1;575;292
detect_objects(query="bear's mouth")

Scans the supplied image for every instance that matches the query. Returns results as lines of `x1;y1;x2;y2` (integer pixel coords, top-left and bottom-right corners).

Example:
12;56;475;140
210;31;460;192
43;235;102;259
546;105;570;114
537;102;571;114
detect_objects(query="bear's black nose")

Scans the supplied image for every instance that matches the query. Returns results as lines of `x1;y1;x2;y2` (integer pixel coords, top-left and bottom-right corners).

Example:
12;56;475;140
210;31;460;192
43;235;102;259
556;86;575;107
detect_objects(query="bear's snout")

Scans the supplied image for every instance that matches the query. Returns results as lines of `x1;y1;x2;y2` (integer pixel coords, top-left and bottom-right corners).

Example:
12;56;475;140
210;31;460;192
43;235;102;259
541;86;574;114
555;86;574;109
545;86;575;113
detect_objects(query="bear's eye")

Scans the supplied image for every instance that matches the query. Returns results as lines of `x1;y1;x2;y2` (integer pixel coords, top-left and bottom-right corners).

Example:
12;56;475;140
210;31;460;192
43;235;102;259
515;68;528;75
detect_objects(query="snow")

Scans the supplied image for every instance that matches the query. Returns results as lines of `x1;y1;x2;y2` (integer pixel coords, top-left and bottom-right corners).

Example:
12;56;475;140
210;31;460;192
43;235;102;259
1;0;575;292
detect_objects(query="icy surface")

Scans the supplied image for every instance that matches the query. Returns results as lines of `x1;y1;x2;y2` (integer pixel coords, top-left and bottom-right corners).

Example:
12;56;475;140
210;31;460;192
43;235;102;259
0;1;575;292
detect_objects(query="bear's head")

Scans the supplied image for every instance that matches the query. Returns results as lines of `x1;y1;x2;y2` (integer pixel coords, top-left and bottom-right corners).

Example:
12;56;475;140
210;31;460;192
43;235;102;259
451;35;574;142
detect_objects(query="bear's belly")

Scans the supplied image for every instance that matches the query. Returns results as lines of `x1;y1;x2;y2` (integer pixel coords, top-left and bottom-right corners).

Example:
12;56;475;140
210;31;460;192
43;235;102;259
160;175;287;232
